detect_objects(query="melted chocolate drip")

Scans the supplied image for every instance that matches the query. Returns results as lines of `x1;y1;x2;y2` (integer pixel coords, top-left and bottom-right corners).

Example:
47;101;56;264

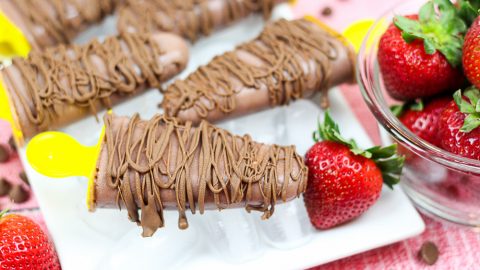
161;19;351;120
3;32;173;135
94;113;307;236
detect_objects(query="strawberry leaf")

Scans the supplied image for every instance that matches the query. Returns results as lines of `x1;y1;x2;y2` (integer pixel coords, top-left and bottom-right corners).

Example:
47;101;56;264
423;39;436;54
394;0;467;67
368;145;405;189
390;99;424;117
457;0;480;26
0;208;9;219
462;114;480;132
314;111;361;151
411;99;425;111
419;1;435;23
454;87;480;132
390;105;405;117
315;111;404;188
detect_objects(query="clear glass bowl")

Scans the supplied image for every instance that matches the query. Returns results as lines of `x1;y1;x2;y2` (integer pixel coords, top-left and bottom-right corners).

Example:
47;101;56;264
357;0;480;227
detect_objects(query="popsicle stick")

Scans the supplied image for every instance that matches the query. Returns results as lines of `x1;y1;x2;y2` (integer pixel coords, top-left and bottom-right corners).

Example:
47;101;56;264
26;131;101;178
0;78;23;144
342;19;376;53
342;19;388;53
0;11;30;58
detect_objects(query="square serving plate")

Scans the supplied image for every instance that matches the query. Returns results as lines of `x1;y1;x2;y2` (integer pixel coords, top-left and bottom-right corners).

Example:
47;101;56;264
18;4;425;269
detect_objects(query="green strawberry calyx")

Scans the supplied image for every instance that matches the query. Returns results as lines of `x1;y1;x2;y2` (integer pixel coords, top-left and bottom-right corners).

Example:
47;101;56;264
454;87;480;132
457;0;480;26
393;0;466;67
313;111;405;189
0;208;9;219
391;99;425;117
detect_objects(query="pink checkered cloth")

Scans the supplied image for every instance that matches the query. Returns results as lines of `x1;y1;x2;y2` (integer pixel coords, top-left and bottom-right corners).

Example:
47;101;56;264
0;0;478;268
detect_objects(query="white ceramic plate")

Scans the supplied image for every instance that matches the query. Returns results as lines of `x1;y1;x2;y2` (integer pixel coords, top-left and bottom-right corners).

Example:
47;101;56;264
19;5;425;270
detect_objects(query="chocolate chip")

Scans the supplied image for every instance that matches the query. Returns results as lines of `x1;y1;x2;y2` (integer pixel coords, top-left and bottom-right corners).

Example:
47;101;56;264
8;185;30;203
419;241;439;265
321;7;333;16
0;144;9;163
0;178;12;196
19;171;29;186
8;136;16;152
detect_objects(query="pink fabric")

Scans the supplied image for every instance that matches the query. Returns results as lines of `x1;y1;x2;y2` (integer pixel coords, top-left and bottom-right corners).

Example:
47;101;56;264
315;215;480;270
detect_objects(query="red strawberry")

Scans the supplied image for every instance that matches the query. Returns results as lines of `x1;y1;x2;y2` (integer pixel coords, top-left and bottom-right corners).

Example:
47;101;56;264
463;16;480;89
378;1;465;101
303;112;404;229
0;212;61;270
439;87;480;160
395;97;451;147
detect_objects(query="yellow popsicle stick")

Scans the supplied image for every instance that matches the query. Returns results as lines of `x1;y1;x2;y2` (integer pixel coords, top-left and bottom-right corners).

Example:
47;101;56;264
0;11;30;58
0;78;23;144
342;19;388;53
26;132;101;178
342;19;376;53
26;115;107;209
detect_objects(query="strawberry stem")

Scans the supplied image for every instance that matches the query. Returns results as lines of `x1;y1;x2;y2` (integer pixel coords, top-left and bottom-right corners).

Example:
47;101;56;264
314;111;405;189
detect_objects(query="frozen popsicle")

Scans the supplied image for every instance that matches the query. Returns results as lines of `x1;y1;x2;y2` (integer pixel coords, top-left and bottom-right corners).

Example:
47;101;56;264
117;0;281;41
0;0;122;52
160;18;356;124
26;113;308;237
0;31;188;144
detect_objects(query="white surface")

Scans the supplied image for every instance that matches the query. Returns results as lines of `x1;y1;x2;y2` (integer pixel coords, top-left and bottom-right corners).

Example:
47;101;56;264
19;5;425;270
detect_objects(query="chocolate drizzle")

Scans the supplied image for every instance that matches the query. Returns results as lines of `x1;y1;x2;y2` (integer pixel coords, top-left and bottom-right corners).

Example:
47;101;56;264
118;0;274;41
96;113;307;236
161;19;347;120
11;0;118;47
3;32;176;134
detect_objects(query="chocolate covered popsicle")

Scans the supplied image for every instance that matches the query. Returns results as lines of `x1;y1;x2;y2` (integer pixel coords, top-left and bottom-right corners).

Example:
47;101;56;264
117;0;279;41
90;113;307;236
161;18;356;124
0;31;188;143
0;0;121;50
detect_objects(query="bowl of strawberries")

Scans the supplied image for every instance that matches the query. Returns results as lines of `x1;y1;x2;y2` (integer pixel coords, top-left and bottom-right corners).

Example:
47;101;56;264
358;0;480;226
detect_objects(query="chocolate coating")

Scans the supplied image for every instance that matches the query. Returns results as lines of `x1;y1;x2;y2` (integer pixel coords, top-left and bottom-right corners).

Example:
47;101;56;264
19;171;29;186
419;241;439;265
0;179;12;197
8;184;29;203
8;137;16;152
0;145;9;163
0;0;121;50
161;19;355;125
92;113;307;236
1;31;188;141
